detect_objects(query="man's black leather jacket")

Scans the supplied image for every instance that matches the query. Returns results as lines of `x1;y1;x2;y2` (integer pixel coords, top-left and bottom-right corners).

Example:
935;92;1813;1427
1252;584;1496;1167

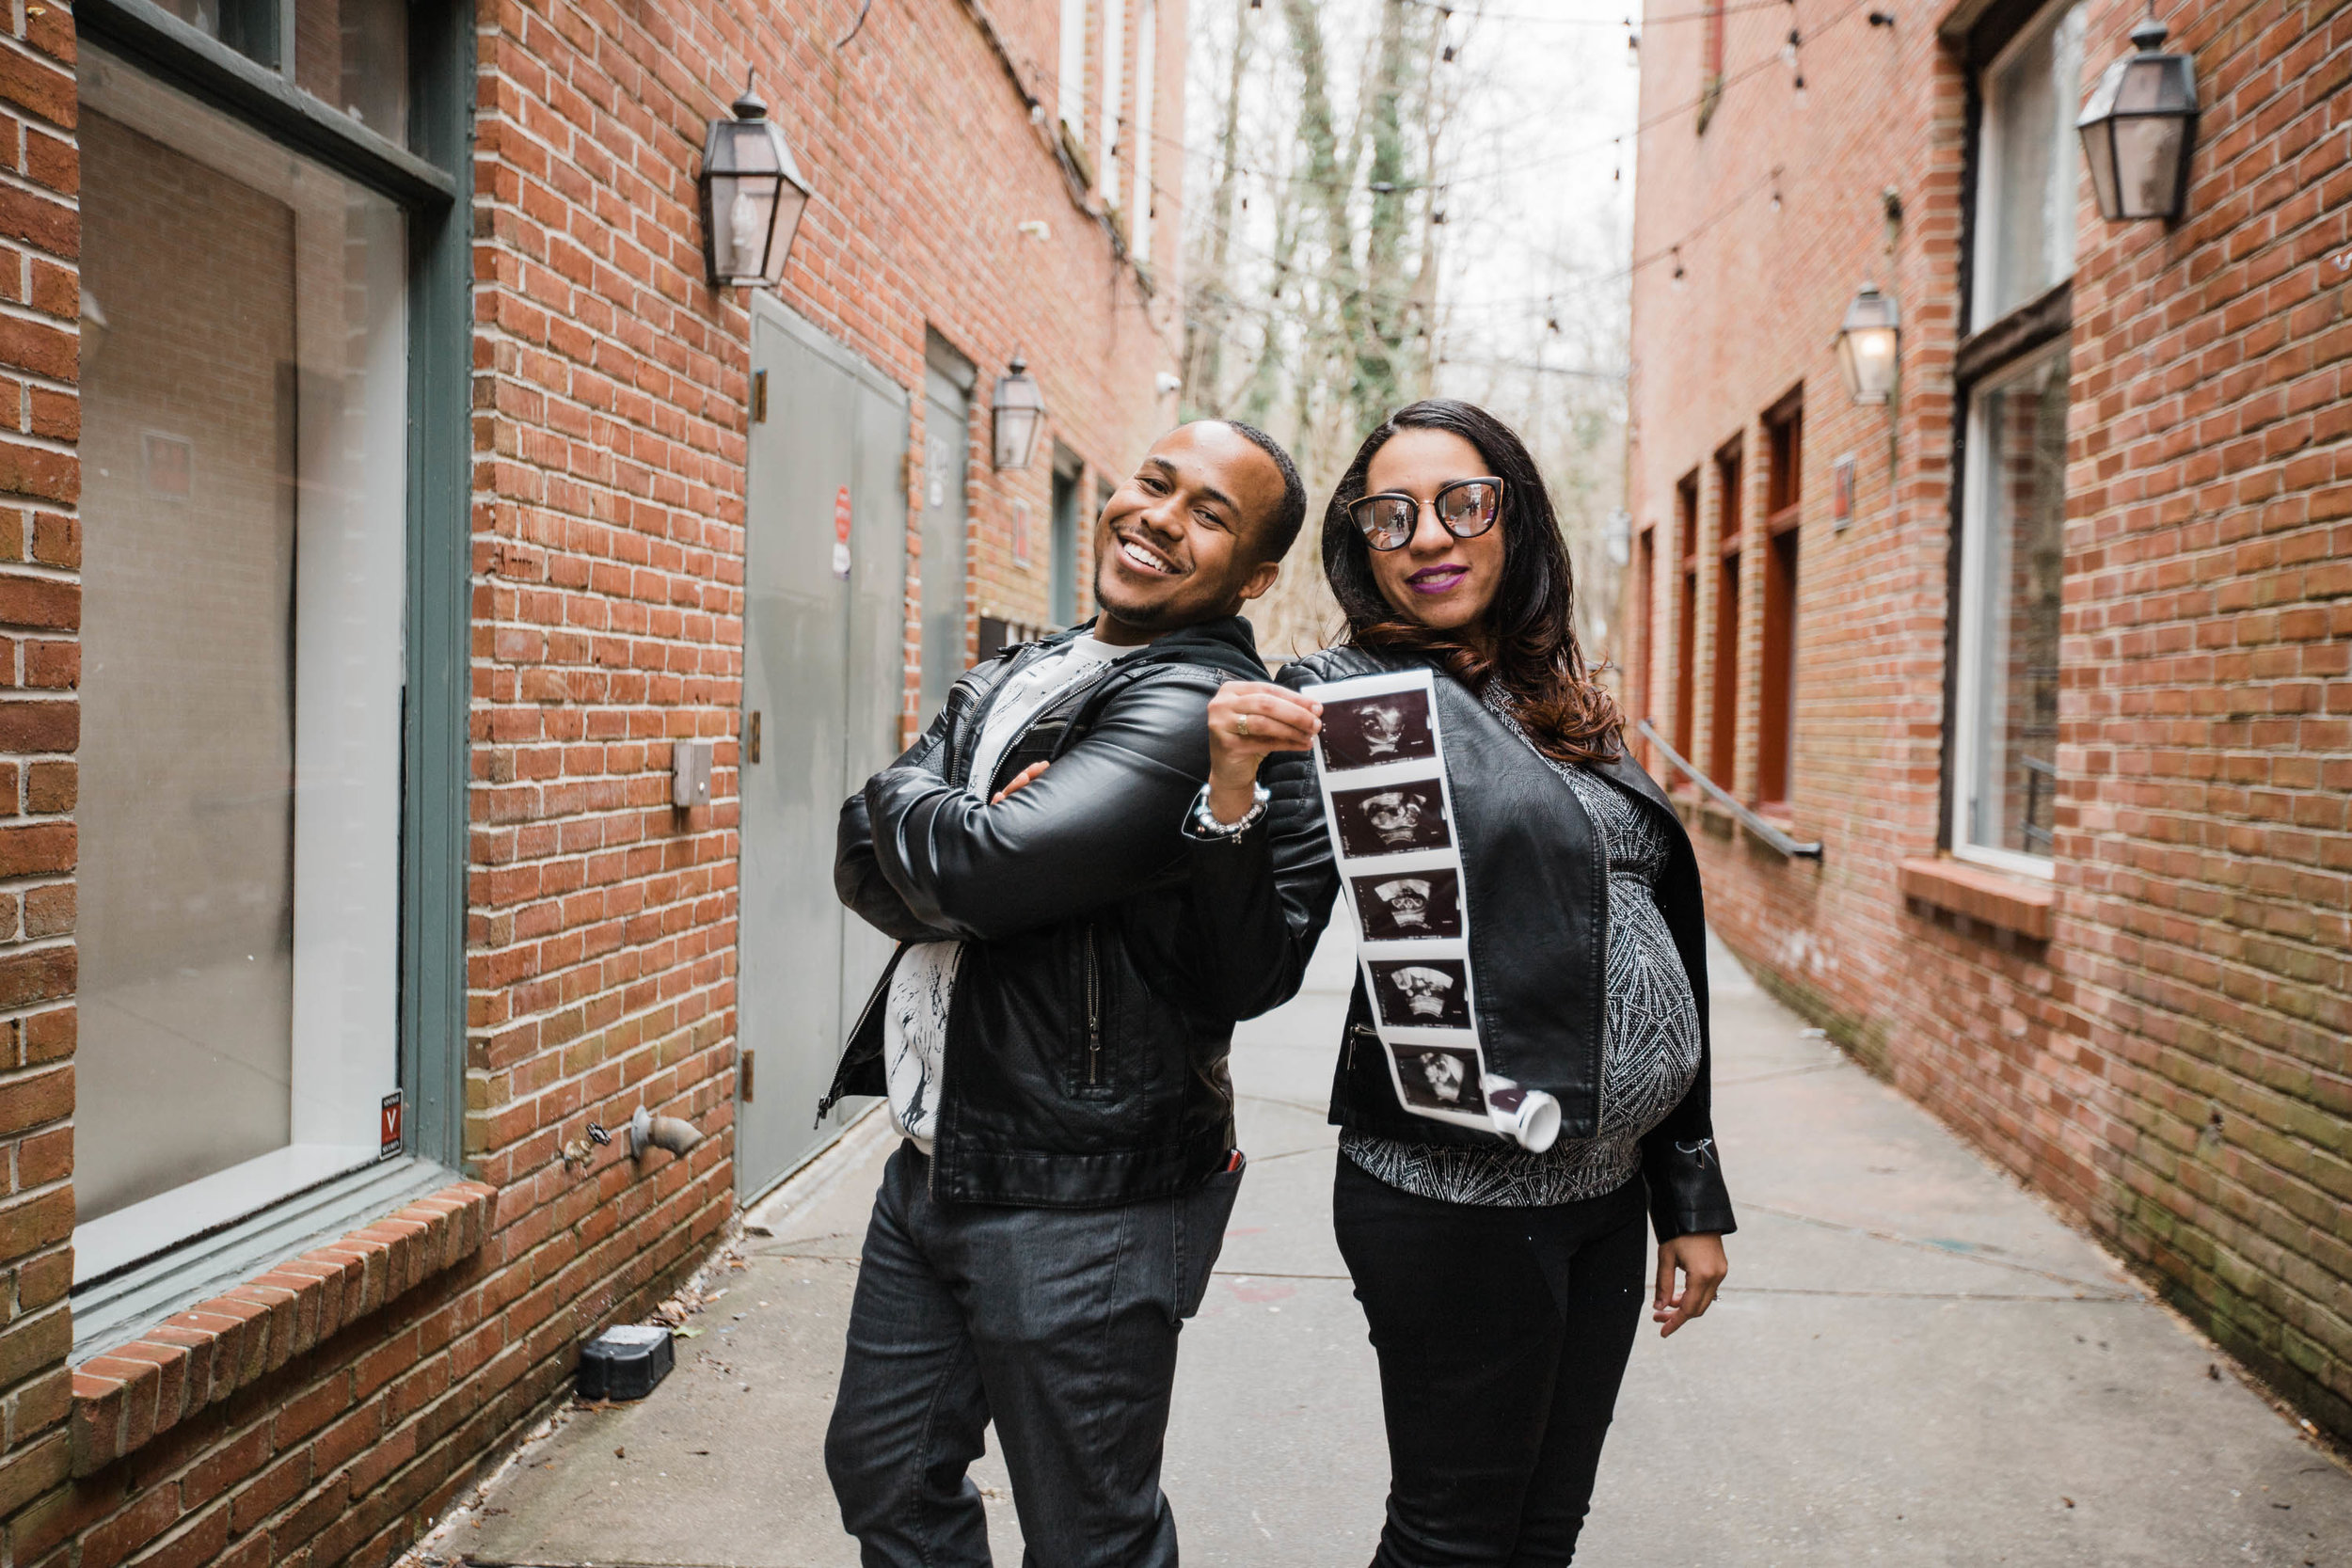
1184;646;1738;1242
822;616;1270;1208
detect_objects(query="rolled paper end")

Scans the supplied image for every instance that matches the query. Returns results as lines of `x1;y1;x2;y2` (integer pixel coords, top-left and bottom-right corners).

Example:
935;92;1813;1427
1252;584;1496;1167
1483;1080;1563;1153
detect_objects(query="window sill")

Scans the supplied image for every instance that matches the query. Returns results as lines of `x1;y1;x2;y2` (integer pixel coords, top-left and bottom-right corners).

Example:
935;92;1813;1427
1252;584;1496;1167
68;1178;495;1478
1898;856;2053;941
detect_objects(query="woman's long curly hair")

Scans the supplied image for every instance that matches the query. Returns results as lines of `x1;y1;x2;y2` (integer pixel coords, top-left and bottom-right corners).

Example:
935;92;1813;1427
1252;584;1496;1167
1323;398;1624;767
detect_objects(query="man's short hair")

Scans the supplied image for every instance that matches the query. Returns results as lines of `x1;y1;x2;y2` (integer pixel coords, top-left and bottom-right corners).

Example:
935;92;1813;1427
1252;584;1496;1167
1217;420;1309;565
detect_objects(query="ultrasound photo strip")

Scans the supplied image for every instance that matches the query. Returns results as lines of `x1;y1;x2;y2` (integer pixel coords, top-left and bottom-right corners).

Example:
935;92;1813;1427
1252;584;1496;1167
1297;667;1562;1152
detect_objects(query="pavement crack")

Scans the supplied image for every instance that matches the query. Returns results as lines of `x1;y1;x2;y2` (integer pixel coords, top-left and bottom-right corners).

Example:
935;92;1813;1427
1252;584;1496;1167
1746;1201;2140;1296
1237;1092;1334;1116
1731;1285;2137;1302
1244;1145;1334;1164
1716;1061;1846;1086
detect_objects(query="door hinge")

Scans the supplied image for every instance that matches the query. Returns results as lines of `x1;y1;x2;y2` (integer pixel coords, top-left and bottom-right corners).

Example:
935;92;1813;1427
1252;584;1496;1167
751;369;769;423
739;1048;755;1102
746;710;761;765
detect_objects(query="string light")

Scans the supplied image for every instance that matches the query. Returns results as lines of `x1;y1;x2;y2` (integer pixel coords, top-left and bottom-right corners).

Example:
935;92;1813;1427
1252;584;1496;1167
1139;0;1886;199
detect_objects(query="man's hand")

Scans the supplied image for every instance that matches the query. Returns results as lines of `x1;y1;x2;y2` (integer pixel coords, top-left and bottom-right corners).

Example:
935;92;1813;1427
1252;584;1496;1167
992;761;1050;804
1652;1232;1727;1337
1203;681;1322;824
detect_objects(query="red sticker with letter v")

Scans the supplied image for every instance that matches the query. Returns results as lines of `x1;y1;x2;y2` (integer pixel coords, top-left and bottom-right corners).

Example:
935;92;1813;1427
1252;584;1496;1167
380;1091;405;1158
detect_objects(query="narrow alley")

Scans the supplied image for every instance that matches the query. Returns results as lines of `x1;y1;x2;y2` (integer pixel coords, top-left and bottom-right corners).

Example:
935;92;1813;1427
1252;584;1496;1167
449;926;2352;1568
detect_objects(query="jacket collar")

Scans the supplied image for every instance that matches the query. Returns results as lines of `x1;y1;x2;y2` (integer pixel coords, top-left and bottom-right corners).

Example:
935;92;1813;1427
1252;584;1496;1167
1065;612;1267;683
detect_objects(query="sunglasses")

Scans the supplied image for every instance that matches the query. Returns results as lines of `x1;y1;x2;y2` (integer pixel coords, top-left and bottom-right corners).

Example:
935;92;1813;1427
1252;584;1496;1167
1347;477;1505;552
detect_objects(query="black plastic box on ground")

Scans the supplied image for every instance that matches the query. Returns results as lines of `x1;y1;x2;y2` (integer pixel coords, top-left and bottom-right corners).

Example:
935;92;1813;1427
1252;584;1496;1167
579;1324;675;1401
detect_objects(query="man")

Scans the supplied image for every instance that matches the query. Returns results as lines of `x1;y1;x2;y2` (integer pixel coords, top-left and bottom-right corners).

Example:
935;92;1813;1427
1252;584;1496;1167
820;420;1308;1567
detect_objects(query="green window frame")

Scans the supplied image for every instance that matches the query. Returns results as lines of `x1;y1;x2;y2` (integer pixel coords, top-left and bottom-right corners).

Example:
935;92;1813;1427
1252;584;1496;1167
67;0;472;1353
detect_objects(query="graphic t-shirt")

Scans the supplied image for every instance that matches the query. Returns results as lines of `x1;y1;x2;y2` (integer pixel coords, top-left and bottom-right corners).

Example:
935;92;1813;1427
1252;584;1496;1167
884;634;1149;1150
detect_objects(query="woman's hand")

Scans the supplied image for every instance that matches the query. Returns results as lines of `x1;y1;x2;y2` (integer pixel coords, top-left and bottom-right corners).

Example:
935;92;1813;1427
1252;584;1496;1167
1652;1232;1727;1338
1202;681;1322;825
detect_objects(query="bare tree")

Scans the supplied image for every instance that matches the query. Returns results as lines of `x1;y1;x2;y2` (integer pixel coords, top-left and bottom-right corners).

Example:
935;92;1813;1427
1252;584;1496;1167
1180;1;1628;662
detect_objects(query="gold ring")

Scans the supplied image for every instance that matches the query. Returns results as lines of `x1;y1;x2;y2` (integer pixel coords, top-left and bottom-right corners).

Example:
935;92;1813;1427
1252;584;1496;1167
1237;713;1252;737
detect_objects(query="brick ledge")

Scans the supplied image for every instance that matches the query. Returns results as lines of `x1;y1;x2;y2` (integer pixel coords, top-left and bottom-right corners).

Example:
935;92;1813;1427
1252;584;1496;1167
69;1180;496;1476
1898;856;2053;941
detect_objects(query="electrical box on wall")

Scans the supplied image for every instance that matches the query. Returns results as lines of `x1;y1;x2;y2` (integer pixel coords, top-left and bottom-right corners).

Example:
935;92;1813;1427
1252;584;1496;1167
672;738;714;809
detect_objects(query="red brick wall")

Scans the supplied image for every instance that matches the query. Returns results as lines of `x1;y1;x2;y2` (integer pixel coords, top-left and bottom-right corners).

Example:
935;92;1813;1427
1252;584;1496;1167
0;0;89;1542
0;2;1184;1567
1623;0;2350;1439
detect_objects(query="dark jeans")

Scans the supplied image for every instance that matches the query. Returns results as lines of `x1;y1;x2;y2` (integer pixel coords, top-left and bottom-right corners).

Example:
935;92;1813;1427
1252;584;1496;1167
826;1143;1244;1568
1332;1156;1648;1568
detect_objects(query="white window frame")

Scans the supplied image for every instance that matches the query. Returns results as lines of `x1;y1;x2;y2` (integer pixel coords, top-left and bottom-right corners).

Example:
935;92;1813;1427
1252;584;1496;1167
1969;0;2086;331
1098;0;1125;201
1130;0;1156;260
1058;0;1088;144
1951;338;2067;882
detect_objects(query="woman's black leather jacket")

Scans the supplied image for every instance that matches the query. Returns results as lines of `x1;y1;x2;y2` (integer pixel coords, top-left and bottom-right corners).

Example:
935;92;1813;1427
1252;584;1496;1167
1185;646;1737;1241
823;616;1270;1208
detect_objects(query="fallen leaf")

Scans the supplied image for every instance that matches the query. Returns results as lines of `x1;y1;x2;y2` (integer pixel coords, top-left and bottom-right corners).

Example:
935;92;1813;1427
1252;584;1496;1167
614;1447;626;1460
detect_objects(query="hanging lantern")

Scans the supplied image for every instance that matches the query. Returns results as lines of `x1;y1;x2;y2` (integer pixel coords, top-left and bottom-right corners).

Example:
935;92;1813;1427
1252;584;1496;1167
697;80;813;290
2076;13;2199;223
992;356;1046;471
1835;282;1900;405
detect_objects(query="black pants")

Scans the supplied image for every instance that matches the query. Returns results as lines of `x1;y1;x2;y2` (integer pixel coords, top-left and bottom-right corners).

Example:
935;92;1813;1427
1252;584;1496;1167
1332;1156;1648;1568
825;1144;1244;1568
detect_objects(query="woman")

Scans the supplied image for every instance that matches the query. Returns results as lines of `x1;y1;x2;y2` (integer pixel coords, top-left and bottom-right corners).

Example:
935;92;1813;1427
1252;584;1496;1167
1183;399;1734;1566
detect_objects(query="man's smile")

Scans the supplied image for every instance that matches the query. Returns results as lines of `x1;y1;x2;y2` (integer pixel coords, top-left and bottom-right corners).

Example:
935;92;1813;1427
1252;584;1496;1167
1114;529;1184;578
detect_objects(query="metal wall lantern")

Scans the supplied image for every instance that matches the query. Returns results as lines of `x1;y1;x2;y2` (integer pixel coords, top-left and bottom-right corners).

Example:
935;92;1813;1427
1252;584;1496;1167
1835;282;1900;405
992;356;1046;470
698;81;813;290
2077;13;2199;223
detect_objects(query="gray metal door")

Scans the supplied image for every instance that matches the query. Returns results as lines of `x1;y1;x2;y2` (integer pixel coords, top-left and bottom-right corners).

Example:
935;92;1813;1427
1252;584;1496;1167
918;384;969;725
737;299;908;1200
919;342;973;727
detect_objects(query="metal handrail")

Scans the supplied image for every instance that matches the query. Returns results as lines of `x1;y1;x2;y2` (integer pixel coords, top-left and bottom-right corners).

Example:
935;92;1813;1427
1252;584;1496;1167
1635;721;1823;860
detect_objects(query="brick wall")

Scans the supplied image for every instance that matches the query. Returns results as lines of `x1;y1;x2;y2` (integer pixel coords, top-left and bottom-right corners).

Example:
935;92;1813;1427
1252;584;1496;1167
0;0;88;1545
1622;0;2350;1440
0;3;1184;1568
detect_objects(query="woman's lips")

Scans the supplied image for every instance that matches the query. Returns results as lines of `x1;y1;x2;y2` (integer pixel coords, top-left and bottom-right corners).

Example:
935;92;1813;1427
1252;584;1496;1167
1406;565;1469;594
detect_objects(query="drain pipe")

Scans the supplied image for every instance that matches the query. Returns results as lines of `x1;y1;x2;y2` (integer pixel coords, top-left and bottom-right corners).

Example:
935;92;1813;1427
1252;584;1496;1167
628;1104;706;1160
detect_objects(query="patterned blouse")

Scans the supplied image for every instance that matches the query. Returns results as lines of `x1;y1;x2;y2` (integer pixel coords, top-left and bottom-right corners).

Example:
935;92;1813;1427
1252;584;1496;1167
1341;689;1703;1208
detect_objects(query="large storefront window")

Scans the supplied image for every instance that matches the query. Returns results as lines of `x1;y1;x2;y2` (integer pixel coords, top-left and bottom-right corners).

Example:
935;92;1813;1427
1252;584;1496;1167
149;0;410;139
73;49;410;1278
1955;342;2067;872
1972;0;2086;326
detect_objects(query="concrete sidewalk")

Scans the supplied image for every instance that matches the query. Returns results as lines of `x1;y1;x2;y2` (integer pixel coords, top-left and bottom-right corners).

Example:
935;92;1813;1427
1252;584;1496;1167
456;926;2351;1568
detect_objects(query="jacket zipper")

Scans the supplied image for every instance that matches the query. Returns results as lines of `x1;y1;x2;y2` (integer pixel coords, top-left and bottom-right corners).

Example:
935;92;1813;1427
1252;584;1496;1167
1084;923;1103;1086
1589;787;1613;1131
